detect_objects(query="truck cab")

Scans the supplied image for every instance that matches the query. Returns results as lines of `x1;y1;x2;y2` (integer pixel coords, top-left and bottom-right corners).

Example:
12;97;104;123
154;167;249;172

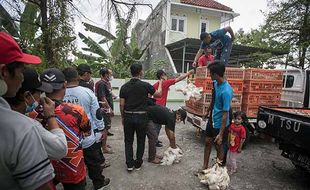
281;69;310;108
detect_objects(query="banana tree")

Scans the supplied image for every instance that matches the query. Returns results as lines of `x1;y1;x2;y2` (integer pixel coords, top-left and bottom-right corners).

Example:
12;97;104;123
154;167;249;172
76;19;149;78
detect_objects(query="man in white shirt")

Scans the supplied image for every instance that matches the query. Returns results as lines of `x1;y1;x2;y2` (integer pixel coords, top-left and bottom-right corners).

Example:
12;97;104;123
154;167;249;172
0;32;55;189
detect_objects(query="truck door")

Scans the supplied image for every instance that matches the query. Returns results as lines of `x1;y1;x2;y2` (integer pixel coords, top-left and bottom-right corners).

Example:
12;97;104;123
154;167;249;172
303;70;310;108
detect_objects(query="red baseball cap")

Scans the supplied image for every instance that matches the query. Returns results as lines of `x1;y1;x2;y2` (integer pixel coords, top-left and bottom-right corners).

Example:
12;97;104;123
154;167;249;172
0;32;41;65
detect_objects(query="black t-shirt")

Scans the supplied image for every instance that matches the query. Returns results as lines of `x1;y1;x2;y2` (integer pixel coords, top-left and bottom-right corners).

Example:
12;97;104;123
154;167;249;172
119;78;155;112
96;80;113;109
79;80;93;91
147;105;176;132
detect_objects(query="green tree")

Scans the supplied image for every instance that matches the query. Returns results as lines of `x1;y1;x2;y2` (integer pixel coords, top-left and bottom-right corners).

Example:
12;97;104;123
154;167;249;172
0;0;76;69
235;27;289;68
264;0;310;69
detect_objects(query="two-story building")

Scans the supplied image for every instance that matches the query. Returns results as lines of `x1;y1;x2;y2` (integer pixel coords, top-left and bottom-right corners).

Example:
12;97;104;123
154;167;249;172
133;0;239;73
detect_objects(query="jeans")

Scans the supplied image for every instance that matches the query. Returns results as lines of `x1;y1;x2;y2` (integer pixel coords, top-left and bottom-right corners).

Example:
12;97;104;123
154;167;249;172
146;121;158;161
215;39;233;65
83;142;106;189
123;113;148;168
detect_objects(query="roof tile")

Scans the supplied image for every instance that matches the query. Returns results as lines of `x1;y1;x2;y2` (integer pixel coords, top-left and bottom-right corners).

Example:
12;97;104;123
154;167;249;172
180;0;233;12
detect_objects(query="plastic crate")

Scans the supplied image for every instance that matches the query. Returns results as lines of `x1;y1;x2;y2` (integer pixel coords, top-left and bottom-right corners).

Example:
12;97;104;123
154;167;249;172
231;105;242;112
228;80;244;94
195;67;245;80
245;68;283;81
244;81;282;93
190;93;242;106
225;68;245;80
195;79;244;94
194;79;213;92
185;100;209;116
195;66;209;79
242;93;281;106
242;104;259;118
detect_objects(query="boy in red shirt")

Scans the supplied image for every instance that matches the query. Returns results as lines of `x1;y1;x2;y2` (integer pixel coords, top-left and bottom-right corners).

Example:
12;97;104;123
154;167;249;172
197;47;214;67
227;111;246;175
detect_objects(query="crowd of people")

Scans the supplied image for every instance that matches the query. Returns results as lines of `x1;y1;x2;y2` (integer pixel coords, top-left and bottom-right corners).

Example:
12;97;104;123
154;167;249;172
0;25;247;189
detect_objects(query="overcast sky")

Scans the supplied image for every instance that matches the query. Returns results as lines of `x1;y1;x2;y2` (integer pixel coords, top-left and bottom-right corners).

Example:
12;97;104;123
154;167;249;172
75;0;269;49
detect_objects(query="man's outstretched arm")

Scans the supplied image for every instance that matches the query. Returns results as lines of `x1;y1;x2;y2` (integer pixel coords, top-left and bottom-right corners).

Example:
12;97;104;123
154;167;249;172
193;49;204;66
175;69;194;83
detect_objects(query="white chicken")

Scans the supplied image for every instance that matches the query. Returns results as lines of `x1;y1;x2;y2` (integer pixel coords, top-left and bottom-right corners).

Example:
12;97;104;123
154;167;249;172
197;160;230;190
160;146;184;166
175;83;203;101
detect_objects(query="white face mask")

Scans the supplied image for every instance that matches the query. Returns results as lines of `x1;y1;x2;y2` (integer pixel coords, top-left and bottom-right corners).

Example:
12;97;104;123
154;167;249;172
109;76;114;81
0;79;8;96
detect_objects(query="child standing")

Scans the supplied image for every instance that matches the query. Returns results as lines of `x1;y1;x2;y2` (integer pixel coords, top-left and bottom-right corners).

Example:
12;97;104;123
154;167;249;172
227;111;246;174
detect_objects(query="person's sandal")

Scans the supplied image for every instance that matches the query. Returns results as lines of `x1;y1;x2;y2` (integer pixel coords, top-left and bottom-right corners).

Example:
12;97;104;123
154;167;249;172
194;169;204;176
150;158;161;164
103;149;114;154
101;162;111;169
156;155;163;160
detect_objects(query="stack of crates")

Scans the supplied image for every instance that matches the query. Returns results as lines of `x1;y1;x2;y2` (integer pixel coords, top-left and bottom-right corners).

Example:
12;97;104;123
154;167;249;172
185;67;244;115
242;69;283;117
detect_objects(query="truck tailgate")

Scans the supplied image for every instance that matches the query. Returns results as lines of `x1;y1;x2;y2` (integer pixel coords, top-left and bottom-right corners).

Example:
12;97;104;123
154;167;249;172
257;106;310;153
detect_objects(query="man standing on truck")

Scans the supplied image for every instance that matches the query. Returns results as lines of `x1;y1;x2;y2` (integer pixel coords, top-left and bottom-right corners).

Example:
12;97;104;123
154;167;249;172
201;63;233;170
193;26;234;66
153;69;194;147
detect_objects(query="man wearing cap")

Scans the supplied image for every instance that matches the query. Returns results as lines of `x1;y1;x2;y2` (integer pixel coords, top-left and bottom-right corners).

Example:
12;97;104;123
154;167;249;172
5;67;68;160
62;67;110;189
153;69;194;147
40;68;92;189
146;105;187;163
77;64;94;91
193;26;235;66
0;32;55;189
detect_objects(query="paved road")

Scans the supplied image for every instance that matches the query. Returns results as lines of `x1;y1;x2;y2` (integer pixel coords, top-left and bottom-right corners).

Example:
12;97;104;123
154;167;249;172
58;116;310;190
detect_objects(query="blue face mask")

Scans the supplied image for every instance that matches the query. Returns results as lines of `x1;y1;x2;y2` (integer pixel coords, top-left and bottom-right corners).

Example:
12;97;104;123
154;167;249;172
25;93;39;113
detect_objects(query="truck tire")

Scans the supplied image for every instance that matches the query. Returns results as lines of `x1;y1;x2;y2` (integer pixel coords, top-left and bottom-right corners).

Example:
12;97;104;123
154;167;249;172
242;123;251;149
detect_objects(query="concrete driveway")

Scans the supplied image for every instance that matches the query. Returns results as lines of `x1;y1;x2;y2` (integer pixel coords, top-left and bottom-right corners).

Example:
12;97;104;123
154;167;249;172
59;116;310;190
